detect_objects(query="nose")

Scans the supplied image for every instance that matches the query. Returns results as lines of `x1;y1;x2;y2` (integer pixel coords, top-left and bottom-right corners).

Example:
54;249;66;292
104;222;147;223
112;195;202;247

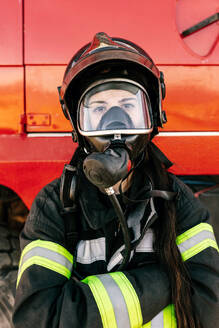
97;106;134;130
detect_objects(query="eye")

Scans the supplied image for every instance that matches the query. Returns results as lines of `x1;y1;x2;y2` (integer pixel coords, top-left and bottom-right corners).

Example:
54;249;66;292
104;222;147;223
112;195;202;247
122;103;134;110
93;106;106;113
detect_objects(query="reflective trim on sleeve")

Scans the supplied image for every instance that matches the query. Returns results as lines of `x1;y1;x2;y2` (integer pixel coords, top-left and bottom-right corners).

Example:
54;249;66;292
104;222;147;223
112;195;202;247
176;223;219;261
110;272;143;328
82;275;117;328
163;304;177;327
98;274;130;327
82;272;143;328
17;240;73;287
143;304;176;327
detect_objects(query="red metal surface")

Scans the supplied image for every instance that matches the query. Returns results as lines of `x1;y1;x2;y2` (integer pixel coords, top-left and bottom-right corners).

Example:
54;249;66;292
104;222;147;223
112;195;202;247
25;66;71;132
0;135;75;208
176;0;219;57
0;68;24;134
24;0;219;65
154;135;219;176
0;0;23;65
0;135;219;208
0;162;64;209
27;113;51;127
162;65;219;131
25;65;219;132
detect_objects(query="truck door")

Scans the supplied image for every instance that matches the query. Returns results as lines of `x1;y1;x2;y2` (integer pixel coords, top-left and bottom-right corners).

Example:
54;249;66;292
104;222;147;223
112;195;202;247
0;1;23;135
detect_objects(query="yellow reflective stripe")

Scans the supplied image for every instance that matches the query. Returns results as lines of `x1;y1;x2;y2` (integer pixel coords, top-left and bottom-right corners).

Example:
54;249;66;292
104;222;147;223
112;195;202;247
17;255;72;287
176;223;213;245
110;272;143;328
143;322;151;328
17;240;74;288
176;223;219;261
19;239;73;264
163;304;177;328
181;239;218;261
82;275;117;328
83;273;142;328
143;304;176;327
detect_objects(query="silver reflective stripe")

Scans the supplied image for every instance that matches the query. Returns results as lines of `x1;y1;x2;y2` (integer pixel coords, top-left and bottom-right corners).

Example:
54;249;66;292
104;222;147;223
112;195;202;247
18;246;73;276
107;245;135;271
107;198;156;271
135;229;154;252
76;237;106;264
151;310;163;327
107;245;125;271
178;230;216;254
98;274;130;327
148;305;176;327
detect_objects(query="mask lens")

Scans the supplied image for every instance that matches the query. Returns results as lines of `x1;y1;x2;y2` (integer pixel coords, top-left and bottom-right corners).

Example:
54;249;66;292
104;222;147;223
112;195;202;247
78;81;152;135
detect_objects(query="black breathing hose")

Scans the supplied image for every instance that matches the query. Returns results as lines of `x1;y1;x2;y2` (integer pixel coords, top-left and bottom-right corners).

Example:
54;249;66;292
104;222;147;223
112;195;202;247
106;187;131;271
83;147;132;270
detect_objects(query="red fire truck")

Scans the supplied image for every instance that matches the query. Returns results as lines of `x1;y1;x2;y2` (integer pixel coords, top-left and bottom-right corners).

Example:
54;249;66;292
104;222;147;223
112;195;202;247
0;1;218;326
0;0;218;210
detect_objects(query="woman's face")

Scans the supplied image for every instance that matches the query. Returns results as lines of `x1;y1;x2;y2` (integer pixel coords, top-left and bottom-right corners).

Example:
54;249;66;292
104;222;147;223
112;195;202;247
85;89;144;130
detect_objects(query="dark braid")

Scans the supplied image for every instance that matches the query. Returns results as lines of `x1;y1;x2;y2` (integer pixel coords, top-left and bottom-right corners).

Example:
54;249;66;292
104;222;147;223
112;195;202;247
147;143;201;328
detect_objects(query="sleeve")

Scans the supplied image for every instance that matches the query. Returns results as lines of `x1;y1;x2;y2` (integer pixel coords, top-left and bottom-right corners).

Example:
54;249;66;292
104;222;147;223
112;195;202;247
13;180;103;328
13;179;172;328
171;176;219;328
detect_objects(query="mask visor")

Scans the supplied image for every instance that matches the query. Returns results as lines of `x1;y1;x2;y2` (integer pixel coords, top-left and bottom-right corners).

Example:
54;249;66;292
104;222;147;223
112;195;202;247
78;80;153;136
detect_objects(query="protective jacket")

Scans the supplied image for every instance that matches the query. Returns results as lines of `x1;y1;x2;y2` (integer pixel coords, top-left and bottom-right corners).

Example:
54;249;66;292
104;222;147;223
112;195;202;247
12;169;219;328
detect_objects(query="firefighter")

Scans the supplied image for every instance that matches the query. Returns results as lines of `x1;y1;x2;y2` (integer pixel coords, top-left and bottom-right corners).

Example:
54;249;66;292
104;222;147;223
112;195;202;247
13;32;219;328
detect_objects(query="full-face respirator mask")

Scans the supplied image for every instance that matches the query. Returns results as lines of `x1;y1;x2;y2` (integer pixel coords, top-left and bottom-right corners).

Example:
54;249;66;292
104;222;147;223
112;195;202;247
78;79;153;189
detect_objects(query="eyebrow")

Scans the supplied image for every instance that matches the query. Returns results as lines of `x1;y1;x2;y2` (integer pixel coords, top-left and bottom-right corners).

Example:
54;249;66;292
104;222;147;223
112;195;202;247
88;97;136;106
89;100;107;105
119;97;136;103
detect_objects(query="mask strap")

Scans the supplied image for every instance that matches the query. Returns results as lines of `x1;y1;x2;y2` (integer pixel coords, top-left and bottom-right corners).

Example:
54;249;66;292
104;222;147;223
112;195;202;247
119;151;177;203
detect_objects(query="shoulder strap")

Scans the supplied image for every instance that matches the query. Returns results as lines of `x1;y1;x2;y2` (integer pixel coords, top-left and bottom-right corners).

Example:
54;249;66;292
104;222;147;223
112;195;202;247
60;164;79;254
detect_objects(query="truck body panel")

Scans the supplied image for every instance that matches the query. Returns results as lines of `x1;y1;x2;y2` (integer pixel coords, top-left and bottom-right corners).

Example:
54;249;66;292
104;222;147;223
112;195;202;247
0;0;218;208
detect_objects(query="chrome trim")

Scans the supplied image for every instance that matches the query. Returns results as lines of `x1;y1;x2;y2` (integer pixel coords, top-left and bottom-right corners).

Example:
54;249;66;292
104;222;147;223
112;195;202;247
27;133;72;137
105;187;115;195
157;131;219;137
114;134;121;139
78;127;154;137
26;131;219;137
